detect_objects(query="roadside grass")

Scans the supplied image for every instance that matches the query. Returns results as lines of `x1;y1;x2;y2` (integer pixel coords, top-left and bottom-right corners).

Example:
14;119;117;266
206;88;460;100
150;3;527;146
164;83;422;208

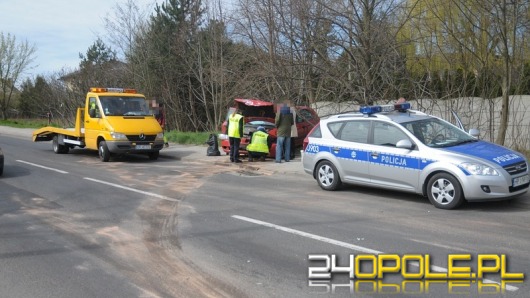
164;130;217;146
0;118;58;128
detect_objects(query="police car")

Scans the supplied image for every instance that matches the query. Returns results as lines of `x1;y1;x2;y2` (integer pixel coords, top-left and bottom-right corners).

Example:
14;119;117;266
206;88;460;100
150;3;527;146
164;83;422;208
302;103;530;209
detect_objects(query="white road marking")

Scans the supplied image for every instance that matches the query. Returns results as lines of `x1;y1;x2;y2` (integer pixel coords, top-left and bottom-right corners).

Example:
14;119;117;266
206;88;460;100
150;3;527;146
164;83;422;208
232;215;381;254
231;215;519;291
15;160;177;201
83;177;179;202
16;160;69;174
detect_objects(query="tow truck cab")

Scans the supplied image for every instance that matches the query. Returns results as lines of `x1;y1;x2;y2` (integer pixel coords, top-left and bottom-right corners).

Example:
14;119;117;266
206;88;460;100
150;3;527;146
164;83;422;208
83;88;164;158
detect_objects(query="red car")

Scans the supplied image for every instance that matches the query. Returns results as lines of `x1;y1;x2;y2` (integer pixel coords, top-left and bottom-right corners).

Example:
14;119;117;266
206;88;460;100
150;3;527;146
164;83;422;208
219;98;319;158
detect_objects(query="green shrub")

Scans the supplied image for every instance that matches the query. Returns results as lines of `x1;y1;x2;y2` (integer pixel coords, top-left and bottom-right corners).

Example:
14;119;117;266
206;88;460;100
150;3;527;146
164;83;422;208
0;118;55;128
164;130;219;146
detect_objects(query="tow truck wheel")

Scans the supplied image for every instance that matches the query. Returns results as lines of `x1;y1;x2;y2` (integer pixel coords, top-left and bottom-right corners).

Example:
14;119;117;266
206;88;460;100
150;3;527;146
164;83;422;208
148;151;159;160
99;140;111;162
427;173;464;209
316;160;342;191
53;135;69;154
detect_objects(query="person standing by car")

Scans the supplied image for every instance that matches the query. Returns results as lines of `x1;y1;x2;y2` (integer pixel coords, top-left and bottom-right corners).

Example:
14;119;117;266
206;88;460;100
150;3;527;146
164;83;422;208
275;104;294;163
247;126;271;162
290;106;298;160
227;108;244;163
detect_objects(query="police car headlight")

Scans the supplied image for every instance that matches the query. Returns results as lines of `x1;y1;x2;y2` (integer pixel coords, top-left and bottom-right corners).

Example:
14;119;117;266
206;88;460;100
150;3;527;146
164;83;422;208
460;162;499;176
110;132;127;140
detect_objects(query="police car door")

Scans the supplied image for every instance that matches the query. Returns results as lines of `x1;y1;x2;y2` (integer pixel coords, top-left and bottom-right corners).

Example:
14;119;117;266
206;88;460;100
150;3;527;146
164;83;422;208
367;121;421;192
328;120;371;184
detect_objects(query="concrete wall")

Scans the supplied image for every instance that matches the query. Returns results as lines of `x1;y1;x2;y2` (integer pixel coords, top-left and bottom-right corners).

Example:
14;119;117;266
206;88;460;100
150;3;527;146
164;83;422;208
311;96;530;150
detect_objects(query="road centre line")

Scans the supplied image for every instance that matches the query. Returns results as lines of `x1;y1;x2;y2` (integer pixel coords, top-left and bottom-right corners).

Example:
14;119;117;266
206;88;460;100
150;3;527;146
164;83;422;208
15;160;177;201
16;160;69;174
83;177;179;202
231;215;519;291
232;215;381;254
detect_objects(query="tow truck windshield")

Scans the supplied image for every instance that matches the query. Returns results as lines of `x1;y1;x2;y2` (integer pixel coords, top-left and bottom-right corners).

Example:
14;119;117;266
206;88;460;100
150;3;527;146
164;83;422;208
100;96;150;116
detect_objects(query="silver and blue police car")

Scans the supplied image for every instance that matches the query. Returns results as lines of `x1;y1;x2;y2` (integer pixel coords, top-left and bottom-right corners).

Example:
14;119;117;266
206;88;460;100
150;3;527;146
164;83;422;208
302;103;529;209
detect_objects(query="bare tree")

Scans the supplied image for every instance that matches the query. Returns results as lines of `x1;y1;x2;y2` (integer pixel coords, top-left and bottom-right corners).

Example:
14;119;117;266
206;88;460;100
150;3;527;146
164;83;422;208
406;0;530;145
231;0;410;106
321;0;409;104
489;0;530;145
42;71;82;127
103;0;153;88
0;32;36;120
187;0;232;131
231;0;336;104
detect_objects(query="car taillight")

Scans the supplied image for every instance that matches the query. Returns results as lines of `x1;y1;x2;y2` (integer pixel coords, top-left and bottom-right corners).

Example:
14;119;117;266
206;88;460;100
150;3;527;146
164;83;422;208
303;124;319;151
303;136;309;151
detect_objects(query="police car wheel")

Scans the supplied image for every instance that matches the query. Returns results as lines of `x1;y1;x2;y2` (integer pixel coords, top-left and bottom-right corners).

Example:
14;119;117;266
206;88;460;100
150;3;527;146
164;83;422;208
316;161;341;191
427;173;464;209
99;140;111;162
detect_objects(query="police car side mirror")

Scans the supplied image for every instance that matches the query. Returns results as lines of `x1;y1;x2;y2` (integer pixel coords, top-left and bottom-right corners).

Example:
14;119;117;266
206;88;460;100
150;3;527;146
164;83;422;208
469;128;480;138
396;139;414;150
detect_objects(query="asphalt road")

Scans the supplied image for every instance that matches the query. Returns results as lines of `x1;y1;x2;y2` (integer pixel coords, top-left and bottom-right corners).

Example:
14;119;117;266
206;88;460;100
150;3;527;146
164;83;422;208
180;168;530;297
1;126;529;297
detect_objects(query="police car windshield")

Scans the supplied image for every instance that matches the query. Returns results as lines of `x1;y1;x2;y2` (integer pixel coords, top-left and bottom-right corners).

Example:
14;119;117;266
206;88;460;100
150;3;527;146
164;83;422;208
400;118;476;148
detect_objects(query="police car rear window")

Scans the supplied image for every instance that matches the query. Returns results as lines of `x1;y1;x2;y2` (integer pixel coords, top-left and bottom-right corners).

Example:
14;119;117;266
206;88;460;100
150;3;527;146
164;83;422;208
328;122;343;137
338;121;369;143
309;124;322;138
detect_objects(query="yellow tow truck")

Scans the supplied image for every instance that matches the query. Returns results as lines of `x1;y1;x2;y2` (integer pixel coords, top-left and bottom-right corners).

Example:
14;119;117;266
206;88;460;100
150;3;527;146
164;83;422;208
33;87;164;162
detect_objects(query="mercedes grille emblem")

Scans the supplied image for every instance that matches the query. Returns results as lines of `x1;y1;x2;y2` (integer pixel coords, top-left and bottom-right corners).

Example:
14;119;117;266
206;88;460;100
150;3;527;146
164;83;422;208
139;133;145;140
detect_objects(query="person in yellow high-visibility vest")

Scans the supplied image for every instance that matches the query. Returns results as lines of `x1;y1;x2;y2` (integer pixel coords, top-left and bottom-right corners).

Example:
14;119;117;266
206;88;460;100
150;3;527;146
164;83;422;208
226;109;244;163
247;126;271;162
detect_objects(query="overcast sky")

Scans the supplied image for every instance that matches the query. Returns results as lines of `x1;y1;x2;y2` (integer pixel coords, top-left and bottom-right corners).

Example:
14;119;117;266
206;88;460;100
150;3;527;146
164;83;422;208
0;0;160;79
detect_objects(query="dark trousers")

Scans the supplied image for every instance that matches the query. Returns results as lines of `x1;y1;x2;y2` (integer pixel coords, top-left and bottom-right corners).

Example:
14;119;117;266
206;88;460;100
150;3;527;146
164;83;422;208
229;137;241;161
248;151;267;160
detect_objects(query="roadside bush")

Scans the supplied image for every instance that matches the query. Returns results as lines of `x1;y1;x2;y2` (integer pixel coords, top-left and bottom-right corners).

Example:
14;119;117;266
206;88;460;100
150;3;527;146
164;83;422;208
165;130;218;146
0;118;59;128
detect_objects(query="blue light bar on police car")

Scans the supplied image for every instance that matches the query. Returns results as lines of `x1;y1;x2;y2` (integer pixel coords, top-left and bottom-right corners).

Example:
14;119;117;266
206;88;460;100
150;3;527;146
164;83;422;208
359;105;382;114
360;102;411;115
